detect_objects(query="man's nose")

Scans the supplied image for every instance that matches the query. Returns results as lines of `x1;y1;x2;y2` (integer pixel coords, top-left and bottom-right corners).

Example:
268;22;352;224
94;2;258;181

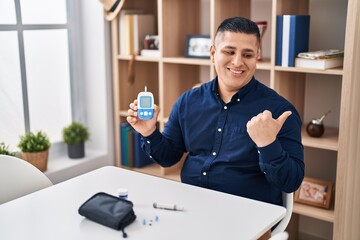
231;53;244;66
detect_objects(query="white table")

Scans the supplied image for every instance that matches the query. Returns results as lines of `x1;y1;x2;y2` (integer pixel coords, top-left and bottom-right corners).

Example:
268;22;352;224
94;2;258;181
0;166;286;240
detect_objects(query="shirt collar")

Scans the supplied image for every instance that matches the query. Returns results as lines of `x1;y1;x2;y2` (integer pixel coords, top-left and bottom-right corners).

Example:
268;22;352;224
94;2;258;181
211;76;257;102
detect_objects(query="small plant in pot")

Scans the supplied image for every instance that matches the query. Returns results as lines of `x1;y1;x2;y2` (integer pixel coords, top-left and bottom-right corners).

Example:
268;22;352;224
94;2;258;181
62;122;89;159
18;131;51;172
0;142;17;156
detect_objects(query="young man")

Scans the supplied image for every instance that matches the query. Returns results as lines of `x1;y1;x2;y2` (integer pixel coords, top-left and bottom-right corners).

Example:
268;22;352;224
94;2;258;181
128;16;304;237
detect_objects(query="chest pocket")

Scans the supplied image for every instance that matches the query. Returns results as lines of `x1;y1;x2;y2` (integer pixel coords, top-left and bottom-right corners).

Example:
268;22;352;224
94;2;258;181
226;124;255;153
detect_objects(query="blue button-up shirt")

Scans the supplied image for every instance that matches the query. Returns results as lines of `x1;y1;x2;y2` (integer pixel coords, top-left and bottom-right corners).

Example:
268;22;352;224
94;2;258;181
142;77;304;206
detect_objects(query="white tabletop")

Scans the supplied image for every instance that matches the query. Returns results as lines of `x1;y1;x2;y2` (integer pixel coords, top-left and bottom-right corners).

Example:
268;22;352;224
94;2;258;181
0;166;285;240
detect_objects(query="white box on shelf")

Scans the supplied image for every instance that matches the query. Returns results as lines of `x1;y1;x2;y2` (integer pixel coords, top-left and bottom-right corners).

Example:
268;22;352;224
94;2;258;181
140;49;160;58
295;57;343;70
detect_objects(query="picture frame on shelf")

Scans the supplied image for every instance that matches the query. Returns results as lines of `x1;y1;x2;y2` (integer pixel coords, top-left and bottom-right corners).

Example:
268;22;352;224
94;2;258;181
184;34;211;59
294;177;333;209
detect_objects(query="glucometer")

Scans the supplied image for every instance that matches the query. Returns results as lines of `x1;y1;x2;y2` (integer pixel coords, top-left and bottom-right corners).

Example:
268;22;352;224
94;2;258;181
137;86;154;120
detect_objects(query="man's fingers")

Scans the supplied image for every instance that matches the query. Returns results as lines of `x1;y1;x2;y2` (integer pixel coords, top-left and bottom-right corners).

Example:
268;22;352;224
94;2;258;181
276;111;292;126
129;99;138;110
127;116;137;125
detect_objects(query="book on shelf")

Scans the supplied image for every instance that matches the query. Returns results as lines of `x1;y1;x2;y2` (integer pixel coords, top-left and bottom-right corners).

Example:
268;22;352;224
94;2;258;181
295;49;344;69
128;129;134;167
297;49;344;59
295;57;343;70
275;15;283;66
120;122;131;167
120;123;153;168
276;15;310;67
119;9;143;55
124;14;135;56
140;49;160;58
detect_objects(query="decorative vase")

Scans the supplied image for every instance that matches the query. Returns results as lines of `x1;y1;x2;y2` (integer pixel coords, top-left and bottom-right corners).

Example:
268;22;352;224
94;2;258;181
306;120;325;137
67;142;85;159
306;110;331;138
255;21;268;61
21;150;49;172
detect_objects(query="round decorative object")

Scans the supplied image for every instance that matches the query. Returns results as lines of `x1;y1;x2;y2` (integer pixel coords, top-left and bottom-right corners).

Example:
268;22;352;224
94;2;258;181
306;111;331;138
306;120;325;138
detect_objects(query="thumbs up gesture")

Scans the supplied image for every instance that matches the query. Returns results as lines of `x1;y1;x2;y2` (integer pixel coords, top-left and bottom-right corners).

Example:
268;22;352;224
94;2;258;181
246;110;292;147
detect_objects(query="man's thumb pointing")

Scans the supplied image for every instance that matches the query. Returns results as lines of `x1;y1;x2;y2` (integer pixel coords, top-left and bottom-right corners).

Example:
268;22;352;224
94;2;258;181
277;111;292;125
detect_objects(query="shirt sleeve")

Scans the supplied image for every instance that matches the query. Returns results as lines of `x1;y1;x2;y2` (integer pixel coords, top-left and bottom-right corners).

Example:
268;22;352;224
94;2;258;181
140;97;186;167
257;108;305;193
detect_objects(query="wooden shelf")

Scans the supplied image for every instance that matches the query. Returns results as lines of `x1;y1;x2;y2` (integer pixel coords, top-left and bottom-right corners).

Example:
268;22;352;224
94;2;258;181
293;202;334;223
274;66;343;76
256;58;271;70
302;126;339;151
117;55;159;62
163;57;212;66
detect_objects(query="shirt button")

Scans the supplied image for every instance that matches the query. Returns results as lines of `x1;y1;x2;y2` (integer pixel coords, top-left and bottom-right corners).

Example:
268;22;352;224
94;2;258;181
147;140;151;144
224;106;228;110
257;150;260;154
263;172;266;175
203;172;207;176
237;98;240;102
218;128;222;132
212;152;216;156
149;155;153;158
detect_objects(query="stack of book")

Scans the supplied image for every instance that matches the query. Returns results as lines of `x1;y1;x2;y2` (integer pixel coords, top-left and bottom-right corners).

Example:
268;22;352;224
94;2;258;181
276;15;310;67
119;10;155;55
120;122;153;168
295;49;344;70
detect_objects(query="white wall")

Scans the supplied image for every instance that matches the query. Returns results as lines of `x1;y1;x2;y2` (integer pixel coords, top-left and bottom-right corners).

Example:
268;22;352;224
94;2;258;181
46;1;115;183
78;1;113;152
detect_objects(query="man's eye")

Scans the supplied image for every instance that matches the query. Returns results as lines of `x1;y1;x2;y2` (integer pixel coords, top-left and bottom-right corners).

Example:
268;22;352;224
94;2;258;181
225;51;235;55
243;54;254;58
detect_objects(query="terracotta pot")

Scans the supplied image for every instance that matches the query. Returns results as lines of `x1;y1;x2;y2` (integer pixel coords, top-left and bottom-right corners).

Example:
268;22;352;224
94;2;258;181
21;150;49;172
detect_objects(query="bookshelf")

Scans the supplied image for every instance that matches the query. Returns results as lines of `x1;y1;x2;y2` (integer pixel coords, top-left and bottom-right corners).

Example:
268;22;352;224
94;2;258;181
110;0;359;239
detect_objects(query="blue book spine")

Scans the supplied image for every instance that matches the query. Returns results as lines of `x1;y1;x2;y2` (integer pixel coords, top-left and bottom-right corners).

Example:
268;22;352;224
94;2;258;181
275;15;283;66
288;15;310;67
120;123;130;167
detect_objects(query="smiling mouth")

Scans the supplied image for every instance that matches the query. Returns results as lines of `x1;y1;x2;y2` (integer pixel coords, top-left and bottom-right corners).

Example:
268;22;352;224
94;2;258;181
229;68;245;74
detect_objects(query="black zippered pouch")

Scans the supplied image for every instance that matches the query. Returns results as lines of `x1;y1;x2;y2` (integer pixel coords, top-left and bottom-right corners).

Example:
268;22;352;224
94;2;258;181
78;192;136;238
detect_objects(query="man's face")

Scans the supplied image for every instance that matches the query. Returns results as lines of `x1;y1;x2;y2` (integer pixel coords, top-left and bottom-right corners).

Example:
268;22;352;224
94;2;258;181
210;31;259;93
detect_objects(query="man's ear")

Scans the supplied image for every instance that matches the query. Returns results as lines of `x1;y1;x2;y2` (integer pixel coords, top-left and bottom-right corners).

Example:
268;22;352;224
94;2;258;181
210;45;216;62
257;48;261;60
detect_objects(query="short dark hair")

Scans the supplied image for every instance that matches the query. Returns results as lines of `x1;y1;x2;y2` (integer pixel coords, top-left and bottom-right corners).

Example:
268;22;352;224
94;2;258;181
215;17;260;45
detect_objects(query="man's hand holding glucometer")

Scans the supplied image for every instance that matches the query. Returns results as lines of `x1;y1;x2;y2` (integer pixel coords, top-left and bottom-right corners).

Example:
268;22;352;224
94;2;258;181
127;89;159;137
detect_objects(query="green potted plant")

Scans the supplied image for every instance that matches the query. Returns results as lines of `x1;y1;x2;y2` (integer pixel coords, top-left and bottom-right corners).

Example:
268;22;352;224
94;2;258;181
18;131;51;172
62;122;89;159
0;142;16;156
